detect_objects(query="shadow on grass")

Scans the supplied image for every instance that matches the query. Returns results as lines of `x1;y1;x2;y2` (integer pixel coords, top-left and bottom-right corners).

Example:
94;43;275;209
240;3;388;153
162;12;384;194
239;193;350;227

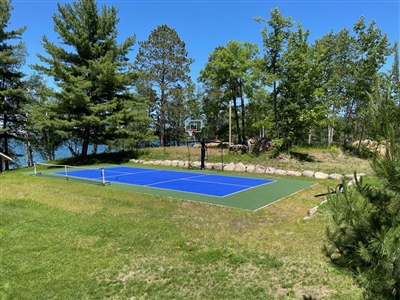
289;151;318;162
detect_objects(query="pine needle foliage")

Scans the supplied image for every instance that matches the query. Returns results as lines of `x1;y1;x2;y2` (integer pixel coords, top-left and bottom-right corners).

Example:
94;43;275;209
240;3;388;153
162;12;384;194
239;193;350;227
0;0;27;169
32;0;151;157
324;79;400;300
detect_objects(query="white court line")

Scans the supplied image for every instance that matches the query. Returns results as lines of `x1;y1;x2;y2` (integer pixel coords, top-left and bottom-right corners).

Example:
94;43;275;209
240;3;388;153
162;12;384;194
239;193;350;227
145;173;211;187
103;167;276;198
182;177;268;188
218;180;276;198
104;169;159;179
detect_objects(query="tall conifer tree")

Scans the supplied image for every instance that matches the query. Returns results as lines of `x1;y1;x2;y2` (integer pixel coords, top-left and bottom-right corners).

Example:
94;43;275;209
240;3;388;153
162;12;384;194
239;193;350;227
0;0;27;170
33;0;141;157
134;25;193;147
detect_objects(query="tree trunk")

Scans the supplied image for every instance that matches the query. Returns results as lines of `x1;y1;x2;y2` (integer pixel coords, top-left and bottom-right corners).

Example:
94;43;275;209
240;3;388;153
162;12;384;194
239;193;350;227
273;81;279;138
343;98;355;146
239;82;246;143
357;123;365;155
81;127;91;158
2;114;10;170
24;132;33;167
159;88;166;147
233;99;241;144
328;126;334;146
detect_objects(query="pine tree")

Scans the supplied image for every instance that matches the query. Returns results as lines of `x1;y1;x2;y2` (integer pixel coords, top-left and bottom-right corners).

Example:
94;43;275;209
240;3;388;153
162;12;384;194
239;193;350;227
33;0;146;158
134;24;193;147
324;78;400;299
0;0;27;169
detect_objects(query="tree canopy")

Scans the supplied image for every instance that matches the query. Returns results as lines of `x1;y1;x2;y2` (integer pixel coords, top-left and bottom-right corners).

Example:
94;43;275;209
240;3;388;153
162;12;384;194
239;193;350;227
0;3;397;164
32;0;151;158
134;24;193;147
0;0;27;170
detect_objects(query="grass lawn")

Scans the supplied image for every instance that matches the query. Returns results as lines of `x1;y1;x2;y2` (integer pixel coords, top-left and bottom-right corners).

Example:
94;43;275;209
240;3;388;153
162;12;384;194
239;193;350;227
1;148;368;299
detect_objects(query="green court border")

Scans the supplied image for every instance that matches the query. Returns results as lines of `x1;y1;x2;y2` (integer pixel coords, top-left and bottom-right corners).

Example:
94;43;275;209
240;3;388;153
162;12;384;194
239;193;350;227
31;164;317;211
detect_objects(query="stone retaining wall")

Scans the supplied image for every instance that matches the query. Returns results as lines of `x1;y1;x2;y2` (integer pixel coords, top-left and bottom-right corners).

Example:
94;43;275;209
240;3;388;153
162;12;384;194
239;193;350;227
130;159;365;181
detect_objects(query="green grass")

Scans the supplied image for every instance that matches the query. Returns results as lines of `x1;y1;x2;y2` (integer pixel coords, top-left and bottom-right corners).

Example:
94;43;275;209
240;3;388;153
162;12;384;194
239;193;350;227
0;163;364;299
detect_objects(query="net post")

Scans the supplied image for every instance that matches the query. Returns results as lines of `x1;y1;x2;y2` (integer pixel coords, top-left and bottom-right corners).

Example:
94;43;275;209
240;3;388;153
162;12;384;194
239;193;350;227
33;162;37;176
31;162;41;176
101;168;105;185
64;165;68;179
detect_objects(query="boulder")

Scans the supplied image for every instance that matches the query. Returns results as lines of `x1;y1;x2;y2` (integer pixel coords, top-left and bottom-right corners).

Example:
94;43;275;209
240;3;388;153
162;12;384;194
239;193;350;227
287;170;302;177
315;172;329;179
329;173;343;180
307;206;319;216
302;170;314;178
274;169;287;176
246;164;255;173
163;160;172;166
224;162;235;171
212;163;224;170
265;167;275;174
255;164;266;174
234;162;246;172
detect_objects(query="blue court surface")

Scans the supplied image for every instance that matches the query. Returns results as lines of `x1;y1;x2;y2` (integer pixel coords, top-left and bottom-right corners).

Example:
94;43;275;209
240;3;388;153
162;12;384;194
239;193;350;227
55;166;274;198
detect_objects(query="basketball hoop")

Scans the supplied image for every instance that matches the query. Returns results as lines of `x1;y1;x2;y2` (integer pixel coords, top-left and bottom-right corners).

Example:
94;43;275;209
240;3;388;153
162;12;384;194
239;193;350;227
184;118;204;138
187;128;195;137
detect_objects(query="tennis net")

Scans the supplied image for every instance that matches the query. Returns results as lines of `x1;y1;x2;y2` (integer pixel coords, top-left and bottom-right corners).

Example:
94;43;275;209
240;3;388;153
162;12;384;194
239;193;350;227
33;162;109;186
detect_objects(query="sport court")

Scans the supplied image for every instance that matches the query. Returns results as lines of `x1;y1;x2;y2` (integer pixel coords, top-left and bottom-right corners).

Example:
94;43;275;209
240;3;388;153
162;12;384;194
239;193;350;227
38;165;315;211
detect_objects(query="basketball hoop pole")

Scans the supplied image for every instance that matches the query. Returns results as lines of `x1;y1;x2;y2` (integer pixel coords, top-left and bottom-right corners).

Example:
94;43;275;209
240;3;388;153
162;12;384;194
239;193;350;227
193;131;206;170
184;118;206;170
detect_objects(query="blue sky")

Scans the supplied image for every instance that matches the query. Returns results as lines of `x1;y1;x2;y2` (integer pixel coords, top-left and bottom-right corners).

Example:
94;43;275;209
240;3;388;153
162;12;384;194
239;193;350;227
8;0;400;82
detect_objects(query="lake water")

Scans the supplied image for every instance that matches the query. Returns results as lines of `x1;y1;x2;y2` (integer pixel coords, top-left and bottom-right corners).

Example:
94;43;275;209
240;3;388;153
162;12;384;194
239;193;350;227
11;143;108;168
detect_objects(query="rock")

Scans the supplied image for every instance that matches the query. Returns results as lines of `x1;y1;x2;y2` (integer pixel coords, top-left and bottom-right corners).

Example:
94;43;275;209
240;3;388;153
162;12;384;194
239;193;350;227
212;163;224;170
302;170;314;178
205;162;214;169
320;198;328;205
191;161;201;168
163;160;172;166
329;173;343;180
234;162;246;172
307;206;319;216
246;164;255;173
274;169;287;176
171;160;179;167
315;172;329;179
254;164;266;173
265;167;275;174
287;170;302;177
224;162;235;171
